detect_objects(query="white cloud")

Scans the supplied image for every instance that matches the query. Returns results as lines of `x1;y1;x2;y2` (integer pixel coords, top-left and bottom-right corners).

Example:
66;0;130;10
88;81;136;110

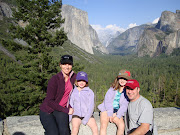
128;23;137;29
91;24;125;34
152;18;159;24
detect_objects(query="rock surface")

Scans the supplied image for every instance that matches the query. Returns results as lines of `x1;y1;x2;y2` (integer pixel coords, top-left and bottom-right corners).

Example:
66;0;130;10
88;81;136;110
138;10;180;57
0;2;12;20
61;5;108;54
107;24;148;54
2;107;180;135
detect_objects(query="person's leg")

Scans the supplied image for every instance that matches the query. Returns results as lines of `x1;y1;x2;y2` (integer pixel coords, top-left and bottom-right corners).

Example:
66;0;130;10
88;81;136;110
87;117;98;135
39;110;59;135
53;111;70;135
99;111;109;135
113;116;125;135
71;117;82;135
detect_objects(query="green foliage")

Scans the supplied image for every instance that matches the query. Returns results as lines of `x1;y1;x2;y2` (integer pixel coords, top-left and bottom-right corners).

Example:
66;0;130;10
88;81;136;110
83;54;180;110
0;0;70;119
171;48;180;56
0;0;180;119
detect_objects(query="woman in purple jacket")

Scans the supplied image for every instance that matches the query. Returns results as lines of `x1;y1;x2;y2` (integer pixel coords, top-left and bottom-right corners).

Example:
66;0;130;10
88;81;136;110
39;55;76;135
69;71;98;135
98;69;131;135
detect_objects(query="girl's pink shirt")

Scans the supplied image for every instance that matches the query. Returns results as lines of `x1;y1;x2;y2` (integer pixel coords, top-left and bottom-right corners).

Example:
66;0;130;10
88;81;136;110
59;78;73;107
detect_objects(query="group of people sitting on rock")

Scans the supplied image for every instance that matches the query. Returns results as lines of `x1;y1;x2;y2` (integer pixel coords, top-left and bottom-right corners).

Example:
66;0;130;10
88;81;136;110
39;55;157;135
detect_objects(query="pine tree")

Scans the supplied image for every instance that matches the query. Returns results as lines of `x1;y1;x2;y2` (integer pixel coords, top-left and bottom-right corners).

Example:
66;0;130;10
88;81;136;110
1;0;68;117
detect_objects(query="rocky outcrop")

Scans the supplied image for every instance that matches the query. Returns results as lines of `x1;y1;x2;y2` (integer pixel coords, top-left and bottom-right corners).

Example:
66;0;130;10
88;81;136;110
0;2;12;20
61;5;93;54
107;24;149;55
61;5;108;54
137;27;166;57
165;29;180;54
89;25;109;54
156;10;180;33
1;107;180;135
138;10;180;57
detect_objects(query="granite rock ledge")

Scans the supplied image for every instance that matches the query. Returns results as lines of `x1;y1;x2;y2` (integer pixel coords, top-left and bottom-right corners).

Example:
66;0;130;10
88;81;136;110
1;107;180;135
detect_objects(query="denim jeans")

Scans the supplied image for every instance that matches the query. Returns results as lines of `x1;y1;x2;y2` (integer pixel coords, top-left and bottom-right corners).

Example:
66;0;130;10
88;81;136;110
40;110;70;135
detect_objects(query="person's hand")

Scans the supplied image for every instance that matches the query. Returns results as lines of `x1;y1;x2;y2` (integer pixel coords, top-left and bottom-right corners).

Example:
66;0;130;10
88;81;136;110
109;116;113;123
112;116;119;123
112;113;117;117
68;108;74;115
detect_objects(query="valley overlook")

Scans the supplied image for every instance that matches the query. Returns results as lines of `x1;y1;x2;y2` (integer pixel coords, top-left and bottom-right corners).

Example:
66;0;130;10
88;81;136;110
0;0;180;123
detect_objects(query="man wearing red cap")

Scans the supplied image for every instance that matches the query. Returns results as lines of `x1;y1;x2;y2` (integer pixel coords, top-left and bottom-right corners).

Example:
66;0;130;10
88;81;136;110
125;79;155;135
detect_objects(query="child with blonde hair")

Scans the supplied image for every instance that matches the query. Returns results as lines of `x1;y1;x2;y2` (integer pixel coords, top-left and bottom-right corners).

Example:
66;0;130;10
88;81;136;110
69;71;98;135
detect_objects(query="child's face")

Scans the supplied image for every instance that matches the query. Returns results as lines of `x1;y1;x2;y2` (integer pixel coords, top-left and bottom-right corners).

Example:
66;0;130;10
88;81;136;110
118;78;127;86
77;80;87;89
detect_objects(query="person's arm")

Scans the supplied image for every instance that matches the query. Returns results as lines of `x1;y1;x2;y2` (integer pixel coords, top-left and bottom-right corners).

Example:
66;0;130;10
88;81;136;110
129;123;150;135
46;76;69;113
69;91;74;116
104;88;114;117
82;90;94;125
116;92;129;118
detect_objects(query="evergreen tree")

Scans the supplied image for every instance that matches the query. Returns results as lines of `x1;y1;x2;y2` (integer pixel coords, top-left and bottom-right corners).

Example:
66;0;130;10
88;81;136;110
0;0;68;118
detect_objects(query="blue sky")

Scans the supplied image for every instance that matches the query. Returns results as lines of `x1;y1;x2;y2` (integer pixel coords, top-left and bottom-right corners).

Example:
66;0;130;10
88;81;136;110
62;0;180;32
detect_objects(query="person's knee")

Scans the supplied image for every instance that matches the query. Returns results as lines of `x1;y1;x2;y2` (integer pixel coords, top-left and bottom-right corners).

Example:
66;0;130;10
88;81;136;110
115;122;125;129
72;126;80;134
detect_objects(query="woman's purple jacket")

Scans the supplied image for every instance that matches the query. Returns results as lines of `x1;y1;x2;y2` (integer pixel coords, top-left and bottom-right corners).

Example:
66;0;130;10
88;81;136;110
98;87;129;119
40;71;76;114
69;86;95;125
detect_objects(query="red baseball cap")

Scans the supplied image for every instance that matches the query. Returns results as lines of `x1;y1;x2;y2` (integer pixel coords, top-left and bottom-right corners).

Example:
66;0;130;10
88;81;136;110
125;79;140;89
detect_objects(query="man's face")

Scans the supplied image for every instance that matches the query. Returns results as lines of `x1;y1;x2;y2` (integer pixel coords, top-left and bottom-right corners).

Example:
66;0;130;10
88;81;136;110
126;87;140;102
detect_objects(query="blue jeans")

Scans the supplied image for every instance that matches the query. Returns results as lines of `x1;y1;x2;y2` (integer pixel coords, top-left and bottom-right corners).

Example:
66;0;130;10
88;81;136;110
40;110;70;135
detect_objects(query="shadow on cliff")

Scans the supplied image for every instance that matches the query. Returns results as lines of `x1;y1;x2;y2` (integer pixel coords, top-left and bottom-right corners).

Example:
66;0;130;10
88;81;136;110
13;132;26;135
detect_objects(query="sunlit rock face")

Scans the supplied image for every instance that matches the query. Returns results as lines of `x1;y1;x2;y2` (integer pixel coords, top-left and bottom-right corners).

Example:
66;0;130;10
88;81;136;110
62;5;108;54
138;10;180;57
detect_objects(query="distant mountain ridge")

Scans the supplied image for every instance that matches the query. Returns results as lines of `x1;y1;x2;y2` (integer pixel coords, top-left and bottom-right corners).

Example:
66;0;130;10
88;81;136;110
106;10;180;57
107;24;149;55
1;1;179;57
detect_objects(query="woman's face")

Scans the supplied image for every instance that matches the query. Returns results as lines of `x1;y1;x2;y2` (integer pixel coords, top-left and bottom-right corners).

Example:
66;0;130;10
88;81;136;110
60;63;72;76
118;78;127;86
77;80;87;89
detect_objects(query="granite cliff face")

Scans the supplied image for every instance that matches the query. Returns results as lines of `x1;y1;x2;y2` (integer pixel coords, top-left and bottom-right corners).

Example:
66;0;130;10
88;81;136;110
61;5;108;54
138;10;180;57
